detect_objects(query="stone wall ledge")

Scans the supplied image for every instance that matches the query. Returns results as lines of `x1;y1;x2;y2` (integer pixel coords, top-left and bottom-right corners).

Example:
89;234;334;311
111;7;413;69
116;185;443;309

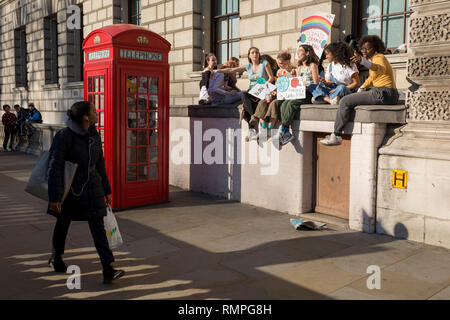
170;103;407;124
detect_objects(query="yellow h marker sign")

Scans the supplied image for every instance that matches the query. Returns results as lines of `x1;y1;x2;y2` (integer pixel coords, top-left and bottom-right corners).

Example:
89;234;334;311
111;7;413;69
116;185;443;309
392;170;407;189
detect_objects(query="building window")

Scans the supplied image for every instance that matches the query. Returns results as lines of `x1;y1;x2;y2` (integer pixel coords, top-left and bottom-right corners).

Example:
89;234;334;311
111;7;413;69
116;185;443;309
44;14;59;84
14;27;27;88
67;7;84;82
129;0;141;25
359;0;412;50
213;0;240;64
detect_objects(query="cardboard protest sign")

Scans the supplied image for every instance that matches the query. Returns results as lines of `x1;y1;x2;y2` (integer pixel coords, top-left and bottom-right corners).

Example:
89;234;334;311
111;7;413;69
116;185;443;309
248;80;276;100
298;11;335;59
276;76;306;100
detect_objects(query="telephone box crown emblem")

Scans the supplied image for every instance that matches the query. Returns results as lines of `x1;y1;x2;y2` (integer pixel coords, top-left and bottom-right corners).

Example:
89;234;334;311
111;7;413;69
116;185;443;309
94;35;101;44
137;35;149;45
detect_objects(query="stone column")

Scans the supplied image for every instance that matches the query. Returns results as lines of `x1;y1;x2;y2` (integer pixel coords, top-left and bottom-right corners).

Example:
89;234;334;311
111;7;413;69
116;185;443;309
377;0;450;248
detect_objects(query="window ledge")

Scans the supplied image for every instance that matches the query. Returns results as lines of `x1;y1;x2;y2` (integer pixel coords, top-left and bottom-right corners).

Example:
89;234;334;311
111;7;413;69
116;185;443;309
13;86;28;93
62;81;84;89
42;83;61;90
386;53;408;67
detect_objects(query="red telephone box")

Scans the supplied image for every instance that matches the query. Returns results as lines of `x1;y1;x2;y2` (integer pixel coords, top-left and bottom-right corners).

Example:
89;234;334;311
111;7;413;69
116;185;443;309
82;24;171;209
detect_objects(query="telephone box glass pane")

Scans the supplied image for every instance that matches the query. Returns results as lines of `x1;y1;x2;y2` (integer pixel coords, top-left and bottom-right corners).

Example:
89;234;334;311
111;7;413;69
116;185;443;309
94;76;99;92
99;112;104;127
138;95;147;110
150;111;157;121
149;118;157;129
138;131;148;145
88;77;93;92
149;164;157;180
99;76;104;92
127;130;137;146
138;166;148;181
149;147;157;163
138;112;147;128
99;94;104;109
149;78;158;94
127;166;137;182
94;95;99;108
127;76;137;93
100;130;104;144
149;130;157;146
127;148;137;164
128;94;137;110
128;112;137;128
138;147;148;163
139;77;148;93
149;96;158;110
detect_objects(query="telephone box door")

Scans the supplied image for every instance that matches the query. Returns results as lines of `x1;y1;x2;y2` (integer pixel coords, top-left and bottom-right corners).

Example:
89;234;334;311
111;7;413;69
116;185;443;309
121;70;164;206
85;70;108;155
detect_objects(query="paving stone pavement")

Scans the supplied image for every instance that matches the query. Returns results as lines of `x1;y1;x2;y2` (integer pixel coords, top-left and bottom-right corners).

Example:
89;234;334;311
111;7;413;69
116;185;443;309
1;151;450;300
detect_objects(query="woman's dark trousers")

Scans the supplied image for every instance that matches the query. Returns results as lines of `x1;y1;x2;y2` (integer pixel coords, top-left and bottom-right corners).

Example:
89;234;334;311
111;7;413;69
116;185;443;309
334;87;398;135
52;215;115;270
241;92;259;128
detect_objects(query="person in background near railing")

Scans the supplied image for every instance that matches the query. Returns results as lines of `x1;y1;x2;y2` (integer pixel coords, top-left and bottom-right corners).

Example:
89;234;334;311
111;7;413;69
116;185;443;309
320;35;398;146
2;105;17;152
14;104;29;137
24;103;43;137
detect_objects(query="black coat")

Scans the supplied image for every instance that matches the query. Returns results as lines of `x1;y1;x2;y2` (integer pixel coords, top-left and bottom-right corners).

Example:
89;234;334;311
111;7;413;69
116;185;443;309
47;120;112;221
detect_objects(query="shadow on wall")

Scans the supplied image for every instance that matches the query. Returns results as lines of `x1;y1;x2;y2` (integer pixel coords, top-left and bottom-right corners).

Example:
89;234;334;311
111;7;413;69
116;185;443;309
189;117;242;202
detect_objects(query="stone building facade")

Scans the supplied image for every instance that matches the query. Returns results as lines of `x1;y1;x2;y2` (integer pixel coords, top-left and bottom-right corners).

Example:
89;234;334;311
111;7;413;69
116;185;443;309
0;0;410;119
2;0;449;248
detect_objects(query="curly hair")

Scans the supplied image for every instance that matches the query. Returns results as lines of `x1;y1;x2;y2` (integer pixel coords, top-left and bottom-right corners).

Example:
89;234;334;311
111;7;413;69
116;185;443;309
277;50;292;61
297;44;319;67
358;35;387;54
324;41;353;67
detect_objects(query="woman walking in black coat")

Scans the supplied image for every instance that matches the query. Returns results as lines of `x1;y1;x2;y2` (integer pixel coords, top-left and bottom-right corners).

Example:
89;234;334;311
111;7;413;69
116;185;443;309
47;101;124;284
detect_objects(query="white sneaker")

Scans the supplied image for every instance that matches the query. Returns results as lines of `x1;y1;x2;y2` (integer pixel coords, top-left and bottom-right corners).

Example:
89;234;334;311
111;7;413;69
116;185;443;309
246;128;258;142
320;133;343;146
330;96;341;105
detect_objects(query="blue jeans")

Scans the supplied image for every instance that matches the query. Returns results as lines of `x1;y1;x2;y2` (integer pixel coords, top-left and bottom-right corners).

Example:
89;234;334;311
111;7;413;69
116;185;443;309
311;83;354;101
213;91;243;105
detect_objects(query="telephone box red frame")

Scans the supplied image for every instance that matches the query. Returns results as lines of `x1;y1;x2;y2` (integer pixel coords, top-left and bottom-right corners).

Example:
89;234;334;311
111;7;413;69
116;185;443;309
82;24;171;210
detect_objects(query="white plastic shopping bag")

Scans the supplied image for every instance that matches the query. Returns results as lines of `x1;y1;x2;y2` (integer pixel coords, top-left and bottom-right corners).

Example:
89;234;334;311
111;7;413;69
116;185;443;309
104;206;123;248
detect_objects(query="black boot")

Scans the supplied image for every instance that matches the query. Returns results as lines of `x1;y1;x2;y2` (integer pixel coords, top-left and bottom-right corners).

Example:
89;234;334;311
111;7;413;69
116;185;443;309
103;266;125;284
48;255;67;273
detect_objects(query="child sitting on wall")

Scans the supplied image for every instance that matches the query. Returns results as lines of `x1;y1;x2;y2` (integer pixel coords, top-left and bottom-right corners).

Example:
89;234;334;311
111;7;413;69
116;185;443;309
254;50;296;140
311;41;360;105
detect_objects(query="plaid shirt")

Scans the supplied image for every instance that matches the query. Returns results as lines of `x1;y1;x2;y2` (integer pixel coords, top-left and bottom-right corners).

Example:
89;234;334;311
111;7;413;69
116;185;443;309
2;113;17;127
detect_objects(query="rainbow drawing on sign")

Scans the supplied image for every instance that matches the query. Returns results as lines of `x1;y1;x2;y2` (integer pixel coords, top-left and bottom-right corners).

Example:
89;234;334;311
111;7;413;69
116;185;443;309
301;15;332;35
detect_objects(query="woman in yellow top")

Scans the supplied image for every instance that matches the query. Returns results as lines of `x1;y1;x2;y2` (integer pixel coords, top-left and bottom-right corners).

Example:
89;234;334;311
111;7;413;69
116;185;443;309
320;35;398;146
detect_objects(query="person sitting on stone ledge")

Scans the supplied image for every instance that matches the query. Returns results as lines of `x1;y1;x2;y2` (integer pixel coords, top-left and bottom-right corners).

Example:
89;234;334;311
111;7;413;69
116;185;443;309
24;103;43;137
206;54;242;106
216;47;275;142
310;41;360;105
198;53;217;105
320;35;398;146
14;104;29;137
254;50;296;141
